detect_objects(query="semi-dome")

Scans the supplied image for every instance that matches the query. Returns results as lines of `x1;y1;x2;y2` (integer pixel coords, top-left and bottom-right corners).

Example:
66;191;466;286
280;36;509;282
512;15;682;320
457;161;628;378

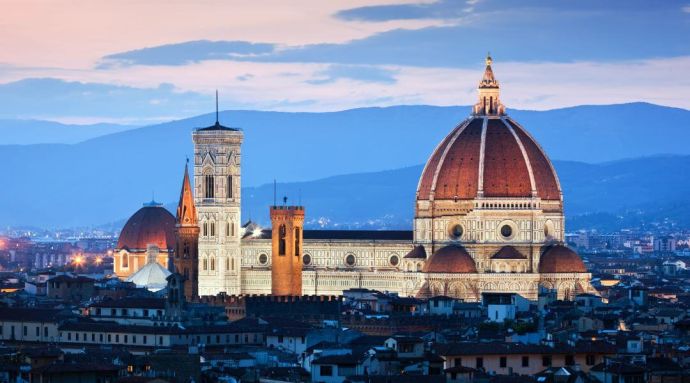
416;56;561;205
116;202;176;251
492;246;526;259
539;245;587;273
423;245;477;273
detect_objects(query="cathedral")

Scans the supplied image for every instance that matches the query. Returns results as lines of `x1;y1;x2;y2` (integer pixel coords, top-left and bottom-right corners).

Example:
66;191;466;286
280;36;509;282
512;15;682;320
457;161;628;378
113;56;595;302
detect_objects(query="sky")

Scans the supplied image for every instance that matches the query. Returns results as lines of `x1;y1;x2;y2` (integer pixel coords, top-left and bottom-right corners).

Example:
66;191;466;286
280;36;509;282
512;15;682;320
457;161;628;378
0;0;689;125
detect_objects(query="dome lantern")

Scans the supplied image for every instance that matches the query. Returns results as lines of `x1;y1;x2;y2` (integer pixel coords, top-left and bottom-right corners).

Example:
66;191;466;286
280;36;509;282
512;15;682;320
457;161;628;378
473;53;505;116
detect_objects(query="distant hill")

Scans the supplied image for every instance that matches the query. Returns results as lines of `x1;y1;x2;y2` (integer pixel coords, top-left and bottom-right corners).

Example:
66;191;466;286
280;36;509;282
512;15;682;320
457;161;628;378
0;119;135;145
1;102;689;228
238;155;690;231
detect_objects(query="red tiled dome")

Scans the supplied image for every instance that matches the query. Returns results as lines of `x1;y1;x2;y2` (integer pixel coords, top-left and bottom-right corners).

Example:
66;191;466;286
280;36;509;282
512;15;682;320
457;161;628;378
116;205;176;251
423;245;477;273
416;117;561;202
539;245;587;273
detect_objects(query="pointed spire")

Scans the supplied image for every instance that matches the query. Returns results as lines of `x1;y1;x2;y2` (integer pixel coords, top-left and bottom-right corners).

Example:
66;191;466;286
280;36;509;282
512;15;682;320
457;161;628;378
176;160;197;226
473;53;505;116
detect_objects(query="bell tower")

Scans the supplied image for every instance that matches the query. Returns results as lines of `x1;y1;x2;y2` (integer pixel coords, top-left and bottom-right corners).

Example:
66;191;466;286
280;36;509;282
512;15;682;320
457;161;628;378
193;93;244;296
174;161;199;301
270;201;304;296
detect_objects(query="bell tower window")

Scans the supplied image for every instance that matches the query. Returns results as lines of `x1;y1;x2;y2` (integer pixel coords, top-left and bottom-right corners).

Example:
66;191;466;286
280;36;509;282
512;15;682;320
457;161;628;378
204;175;215;198
227;175;233;198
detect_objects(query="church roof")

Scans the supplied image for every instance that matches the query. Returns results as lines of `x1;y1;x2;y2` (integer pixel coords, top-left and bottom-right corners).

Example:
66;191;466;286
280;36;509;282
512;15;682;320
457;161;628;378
242;229;413;241
197;121;240;131
125;261;172;292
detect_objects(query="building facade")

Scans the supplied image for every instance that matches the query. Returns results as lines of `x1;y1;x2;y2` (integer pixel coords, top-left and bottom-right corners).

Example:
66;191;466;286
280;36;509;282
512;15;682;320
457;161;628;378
115;56;595;301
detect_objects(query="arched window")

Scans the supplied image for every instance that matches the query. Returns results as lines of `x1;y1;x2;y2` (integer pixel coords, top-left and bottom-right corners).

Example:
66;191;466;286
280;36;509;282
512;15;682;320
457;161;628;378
202;258;208;270
183;242;189;259
204;175;215;198
226;258;230;270
278;224;286;256
210;258;215;271
231;222;235;237
210;221;216;237
225;222;230;236
294;228;301;257
121;253;128;268
227;175;233;198
203;222;208;237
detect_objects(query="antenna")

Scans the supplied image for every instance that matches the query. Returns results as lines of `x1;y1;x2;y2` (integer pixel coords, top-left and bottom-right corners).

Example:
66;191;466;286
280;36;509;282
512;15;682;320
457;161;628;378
215;90;219;124
273;179;277;207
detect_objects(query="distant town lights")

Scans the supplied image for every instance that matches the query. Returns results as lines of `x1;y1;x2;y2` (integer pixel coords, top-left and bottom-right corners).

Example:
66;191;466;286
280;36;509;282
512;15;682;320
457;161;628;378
73;255;85;266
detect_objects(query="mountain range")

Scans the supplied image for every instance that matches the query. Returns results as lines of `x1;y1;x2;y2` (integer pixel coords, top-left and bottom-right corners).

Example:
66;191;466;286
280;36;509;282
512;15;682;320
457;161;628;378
236;155;690;232
1;102;689;229
0;119;134;145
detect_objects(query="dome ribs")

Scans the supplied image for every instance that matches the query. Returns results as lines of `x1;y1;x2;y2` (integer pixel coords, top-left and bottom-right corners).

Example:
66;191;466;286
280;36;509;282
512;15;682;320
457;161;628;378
433;118;483;200
482;119;532;198
507;119;562;201
417;122;463;200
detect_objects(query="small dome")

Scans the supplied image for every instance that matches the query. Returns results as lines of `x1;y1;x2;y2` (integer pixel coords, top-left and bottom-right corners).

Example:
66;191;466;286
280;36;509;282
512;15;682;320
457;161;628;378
423;245;477;273
539;245;587;273
116;205;176;251
492;246;526;259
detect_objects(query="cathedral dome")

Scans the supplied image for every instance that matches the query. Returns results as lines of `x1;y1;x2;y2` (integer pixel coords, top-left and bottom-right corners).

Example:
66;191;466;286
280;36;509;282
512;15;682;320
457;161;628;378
416;116;561;202
423;245;477;273
539;245;587;273
116;203;176;251
416;56;561;206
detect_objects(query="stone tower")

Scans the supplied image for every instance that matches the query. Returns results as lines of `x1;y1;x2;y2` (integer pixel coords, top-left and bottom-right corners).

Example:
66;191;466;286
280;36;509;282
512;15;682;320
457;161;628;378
173;161;200;301
270;203;305;296
193;100;244;296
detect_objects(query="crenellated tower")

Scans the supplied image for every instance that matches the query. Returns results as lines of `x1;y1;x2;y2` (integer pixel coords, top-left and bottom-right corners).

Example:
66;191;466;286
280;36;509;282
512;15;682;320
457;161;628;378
193;94;244;296
270;202;305;296
174;161;200;301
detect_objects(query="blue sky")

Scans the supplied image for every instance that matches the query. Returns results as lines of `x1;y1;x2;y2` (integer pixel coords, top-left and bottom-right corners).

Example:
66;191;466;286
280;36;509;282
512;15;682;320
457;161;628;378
0;0;688;124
